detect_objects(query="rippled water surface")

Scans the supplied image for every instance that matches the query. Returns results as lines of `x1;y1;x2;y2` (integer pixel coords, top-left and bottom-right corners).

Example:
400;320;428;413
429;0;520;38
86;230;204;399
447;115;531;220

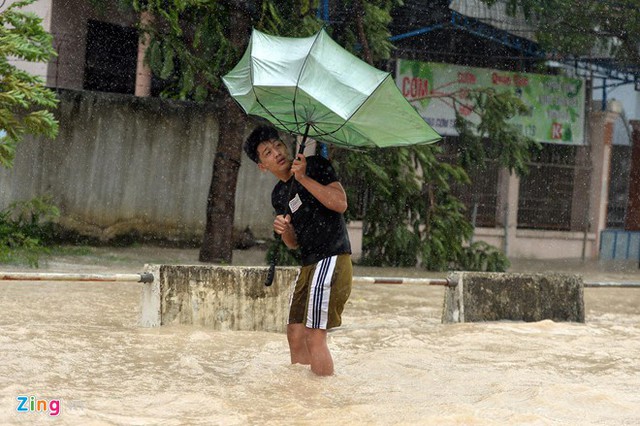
1;248;639;425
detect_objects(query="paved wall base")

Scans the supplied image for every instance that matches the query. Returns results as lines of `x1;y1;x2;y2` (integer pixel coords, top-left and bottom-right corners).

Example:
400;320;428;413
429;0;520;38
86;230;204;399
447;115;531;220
140;265;297;333
442;272;585;323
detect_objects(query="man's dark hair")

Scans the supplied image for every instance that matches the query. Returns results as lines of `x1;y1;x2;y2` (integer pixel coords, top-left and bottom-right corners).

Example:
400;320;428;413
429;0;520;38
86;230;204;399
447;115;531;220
244;125;280;163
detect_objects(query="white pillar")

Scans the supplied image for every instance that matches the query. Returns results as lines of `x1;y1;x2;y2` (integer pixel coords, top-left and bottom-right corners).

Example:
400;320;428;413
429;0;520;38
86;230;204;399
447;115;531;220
496;168;519;256
587;110;616;257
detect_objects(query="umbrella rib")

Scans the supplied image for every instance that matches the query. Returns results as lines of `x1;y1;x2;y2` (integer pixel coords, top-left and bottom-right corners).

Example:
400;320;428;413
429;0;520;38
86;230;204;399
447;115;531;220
253;95;294;133
291;30;325;134
310;122;368;149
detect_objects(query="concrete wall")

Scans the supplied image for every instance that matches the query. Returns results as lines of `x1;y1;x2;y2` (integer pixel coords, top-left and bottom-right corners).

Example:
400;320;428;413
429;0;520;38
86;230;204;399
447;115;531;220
443;271;585;323
141;264;297;332
0;89;278;241
473;227;596;260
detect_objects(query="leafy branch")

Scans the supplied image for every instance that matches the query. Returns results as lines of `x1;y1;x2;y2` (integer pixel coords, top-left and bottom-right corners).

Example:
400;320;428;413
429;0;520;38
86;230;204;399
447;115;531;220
0;0;58;168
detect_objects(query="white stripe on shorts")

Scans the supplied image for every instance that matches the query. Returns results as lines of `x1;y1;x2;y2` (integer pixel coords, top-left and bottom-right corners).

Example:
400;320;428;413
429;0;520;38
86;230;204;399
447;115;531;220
306;255;337;329
289;269;301;310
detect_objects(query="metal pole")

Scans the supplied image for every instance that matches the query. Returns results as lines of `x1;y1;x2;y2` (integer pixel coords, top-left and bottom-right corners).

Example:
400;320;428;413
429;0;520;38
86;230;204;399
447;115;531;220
470;200;478;244
352;276;453;286
0;272;154;283
582;75;593;260
352;276;640;288
584;281;640;288
3;272;639;288
503;201;510;256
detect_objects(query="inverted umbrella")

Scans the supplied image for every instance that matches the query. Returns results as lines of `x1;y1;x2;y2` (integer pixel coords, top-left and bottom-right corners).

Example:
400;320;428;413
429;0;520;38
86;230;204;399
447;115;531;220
222;28;441;150
222;29;441;285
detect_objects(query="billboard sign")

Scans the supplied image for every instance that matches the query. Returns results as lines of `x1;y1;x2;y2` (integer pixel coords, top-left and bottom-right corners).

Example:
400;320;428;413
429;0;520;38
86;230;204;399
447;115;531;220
396;60;586;145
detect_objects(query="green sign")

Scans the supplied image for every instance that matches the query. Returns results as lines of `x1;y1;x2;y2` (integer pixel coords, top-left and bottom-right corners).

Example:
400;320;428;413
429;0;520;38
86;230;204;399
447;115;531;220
396;60;586;145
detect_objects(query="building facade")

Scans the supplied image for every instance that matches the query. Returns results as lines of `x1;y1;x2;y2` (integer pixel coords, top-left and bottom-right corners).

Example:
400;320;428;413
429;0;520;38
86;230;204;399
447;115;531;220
3;0;637;260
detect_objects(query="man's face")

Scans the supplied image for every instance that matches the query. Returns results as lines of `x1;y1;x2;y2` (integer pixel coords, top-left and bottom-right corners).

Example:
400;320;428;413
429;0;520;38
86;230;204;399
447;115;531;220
257;138;291;174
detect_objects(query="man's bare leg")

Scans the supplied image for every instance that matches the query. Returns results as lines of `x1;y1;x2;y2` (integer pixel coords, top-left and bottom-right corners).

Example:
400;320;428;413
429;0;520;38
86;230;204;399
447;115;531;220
305;328;333;376
287;323;310;365
288;324;334;376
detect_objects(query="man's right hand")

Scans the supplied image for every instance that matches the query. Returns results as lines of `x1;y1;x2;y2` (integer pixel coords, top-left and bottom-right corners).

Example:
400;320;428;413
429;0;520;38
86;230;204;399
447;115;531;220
274;214;299;249
273;214;293;235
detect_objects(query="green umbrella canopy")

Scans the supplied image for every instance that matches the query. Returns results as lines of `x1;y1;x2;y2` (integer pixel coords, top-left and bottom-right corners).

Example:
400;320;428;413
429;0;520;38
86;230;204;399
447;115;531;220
222;29;441;149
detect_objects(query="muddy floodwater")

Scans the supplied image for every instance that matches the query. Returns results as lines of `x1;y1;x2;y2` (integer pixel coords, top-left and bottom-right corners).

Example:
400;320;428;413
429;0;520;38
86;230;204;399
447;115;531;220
1;247;639;425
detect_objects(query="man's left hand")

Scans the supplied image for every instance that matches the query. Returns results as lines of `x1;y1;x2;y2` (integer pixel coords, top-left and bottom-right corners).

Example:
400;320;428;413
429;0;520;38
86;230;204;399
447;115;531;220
291;154;307;181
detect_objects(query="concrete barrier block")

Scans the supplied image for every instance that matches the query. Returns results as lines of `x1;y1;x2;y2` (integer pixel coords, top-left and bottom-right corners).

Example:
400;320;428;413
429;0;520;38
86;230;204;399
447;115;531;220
140;265;297;332
442;272;585;323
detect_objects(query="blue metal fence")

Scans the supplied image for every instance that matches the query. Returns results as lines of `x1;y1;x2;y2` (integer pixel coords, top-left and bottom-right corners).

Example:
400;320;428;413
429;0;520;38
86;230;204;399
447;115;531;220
600;230;640;260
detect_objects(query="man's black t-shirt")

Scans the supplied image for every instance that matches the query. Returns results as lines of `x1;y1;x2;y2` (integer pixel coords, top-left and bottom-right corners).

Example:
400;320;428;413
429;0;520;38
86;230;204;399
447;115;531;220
271;156;351;266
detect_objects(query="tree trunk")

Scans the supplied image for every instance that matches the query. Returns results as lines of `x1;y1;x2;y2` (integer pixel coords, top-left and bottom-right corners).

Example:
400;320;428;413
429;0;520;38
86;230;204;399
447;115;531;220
354;0;373;65
199;93;246;263
199;4;250;263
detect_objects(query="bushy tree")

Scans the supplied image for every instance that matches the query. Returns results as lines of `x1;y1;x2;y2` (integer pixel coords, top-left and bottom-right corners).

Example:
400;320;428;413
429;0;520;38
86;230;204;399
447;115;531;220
0;0;58;168
0;0;59;267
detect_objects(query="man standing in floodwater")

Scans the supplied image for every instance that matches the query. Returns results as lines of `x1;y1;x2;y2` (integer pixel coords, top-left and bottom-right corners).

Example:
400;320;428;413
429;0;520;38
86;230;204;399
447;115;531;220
243;125;353;376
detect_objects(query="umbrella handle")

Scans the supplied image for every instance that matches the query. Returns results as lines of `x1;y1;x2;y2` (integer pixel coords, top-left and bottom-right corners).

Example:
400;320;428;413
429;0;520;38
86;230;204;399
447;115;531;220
297;123;311;156
265;231;278;287
264;259;276;286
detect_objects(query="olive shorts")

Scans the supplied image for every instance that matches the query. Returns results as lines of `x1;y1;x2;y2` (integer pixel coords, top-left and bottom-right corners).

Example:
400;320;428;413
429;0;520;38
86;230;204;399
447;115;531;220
288;254;352;330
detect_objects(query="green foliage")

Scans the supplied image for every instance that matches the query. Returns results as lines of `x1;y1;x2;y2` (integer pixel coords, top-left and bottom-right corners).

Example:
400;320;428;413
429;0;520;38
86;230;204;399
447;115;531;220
331;0;398;60
0;196;60;267
0;0;59;168
361;1;396;59
458;241;510;272
337;143;509;272
140;1;237;101
266;239;301;266
110;0;328;101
